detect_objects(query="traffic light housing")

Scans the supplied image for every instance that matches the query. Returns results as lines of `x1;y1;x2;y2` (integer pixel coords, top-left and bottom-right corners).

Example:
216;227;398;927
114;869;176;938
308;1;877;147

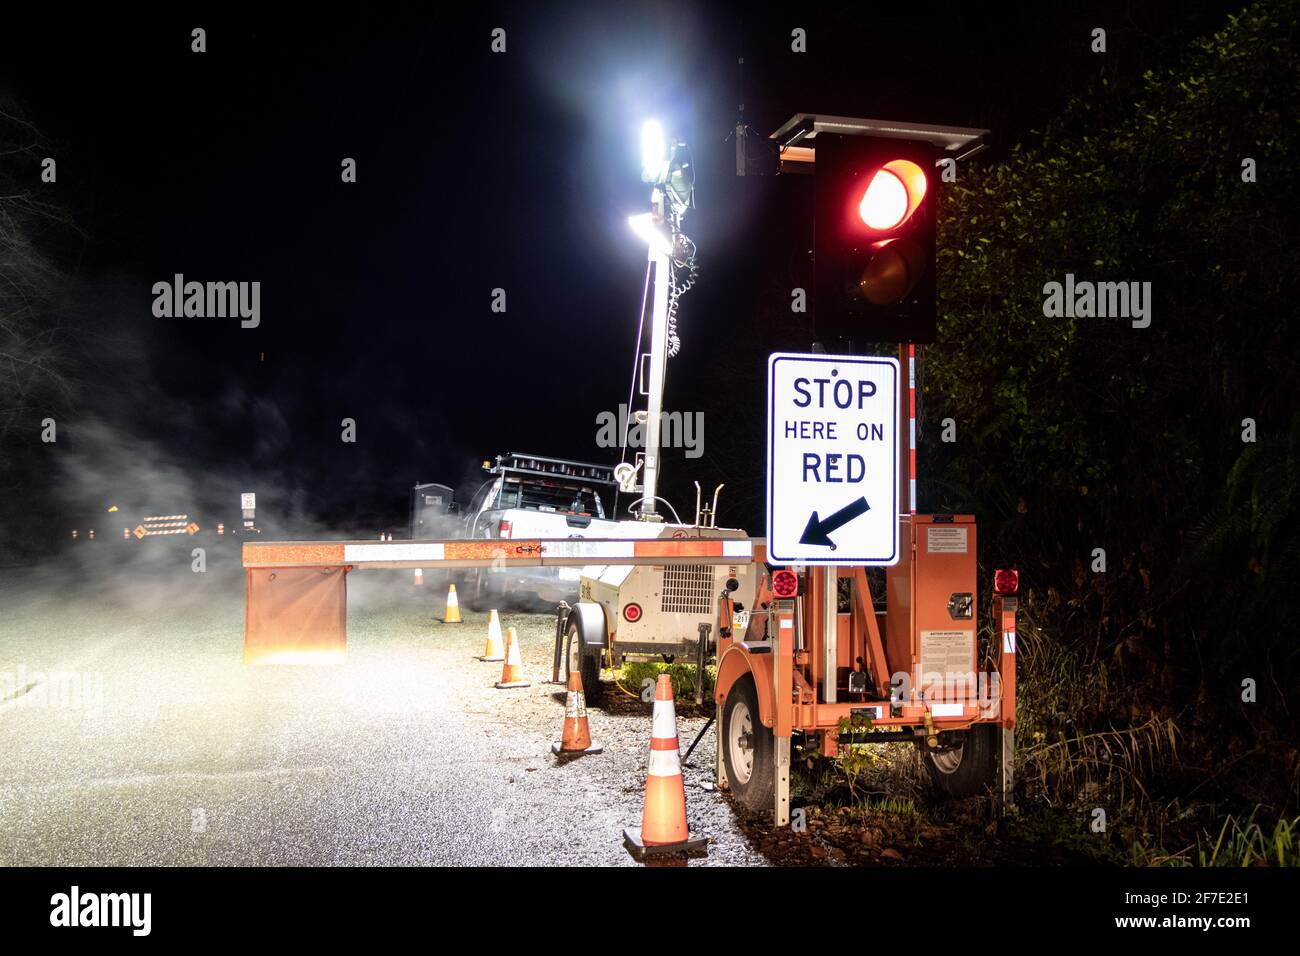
814;134;937;344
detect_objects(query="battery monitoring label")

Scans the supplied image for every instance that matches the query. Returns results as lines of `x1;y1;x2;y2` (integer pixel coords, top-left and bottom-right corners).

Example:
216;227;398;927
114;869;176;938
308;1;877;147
926;527;968;554
919;629;975;678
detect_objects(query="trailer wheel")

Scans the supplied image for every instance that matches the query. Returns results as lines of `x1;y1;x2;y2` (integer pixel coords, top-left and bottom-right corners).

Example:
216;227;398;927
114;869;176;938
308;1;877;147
460;570;485;611
565;618;605;706
923;725;997;798
722;675;774;814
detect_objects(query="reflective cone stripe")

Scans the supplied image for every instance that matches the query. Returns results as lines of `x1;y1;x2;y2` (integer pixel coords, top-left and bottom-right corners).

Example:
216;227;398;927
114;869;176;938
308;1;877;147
479;609;505;661
495;627;530;688
443;584;462;624
557;672;594;752
652;696;679;743
640;674;690;845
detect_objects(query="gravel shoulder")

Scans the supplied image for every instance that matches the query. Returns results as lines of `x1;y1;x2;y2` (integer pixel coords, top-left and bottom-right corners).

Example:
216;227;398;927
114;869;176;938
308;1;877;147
0;558;765;866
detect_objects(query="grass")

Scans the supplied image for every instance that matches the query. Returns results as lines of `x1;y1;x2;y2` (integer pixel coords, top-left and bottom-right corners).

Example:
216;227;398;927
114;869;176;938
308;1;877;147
1124;810;1300;867
616;660;715;702
1018;717;1182;819
1198;811;1299;867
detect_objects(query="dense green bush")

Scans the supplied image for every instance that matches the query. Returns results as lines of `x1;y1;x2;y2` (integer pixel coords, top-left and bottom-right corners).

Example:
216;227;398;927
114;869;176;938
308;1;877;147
925;0;1299;805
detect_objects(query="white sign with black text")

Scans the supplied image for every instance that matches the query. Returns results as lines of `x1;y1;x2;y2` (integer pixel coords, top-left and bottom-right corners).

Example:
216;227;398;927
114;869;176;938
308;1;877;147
766;352;899;565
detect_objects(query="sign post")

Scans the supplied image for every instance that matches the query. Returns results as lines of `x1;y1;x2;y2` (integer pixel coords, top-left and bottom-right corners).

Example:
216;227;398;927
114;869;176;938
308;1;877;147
766;353;900;566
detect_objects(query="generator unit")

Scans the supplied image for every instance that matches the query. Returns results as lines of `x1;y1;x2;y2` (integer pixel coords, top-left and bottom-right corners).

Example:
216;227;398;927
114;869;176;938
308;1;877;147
562;522;758;704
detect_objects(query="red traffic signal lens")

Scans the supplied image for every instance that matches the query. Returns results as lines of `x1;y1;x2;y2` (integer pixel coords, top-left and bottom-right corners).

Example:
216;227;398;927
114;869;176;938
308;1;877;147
858;159;927;231
859;169;908;229
993;569;1019;595
771;568;799;598
622;602;643;622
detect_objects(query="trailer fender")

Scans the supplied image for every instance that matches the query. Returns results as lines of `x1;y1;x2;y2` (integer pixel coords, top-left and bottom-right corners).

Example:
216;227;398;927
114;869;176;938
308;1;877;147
714;646;776;729
566;601;609;651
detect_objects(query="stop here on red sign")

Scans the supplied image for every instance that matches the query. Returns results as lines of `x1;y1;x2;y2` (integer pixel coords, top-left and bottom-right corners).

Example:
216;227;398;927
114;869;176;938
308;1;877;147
767;352;899;566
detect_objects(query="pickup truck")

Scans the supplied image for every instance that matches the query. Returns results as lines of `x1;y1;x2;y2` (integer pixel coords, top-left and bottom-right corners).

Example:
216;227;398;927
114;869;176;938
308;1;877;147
458;453;623;608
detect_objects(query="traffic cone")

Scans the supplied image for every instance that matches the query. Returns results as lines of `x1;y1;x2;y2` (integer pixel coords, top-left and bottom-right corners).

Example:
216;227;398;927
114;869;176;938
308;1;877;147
413;568;424;587
476;609;505;661
624;674;708;860
442;584;462;624
495;627;530;688
551;671;602;755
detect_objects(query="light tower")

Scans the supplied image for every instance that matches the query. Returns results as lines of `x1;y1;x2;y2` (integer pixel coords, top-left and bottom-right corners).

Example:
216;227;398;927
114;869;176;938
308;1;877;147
624;120;696;521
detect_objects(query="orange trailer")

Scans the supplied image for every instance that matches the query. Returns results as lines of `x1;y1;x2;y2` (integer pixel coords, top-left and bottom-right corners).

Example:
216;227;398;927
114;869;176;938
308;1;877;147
711;347;1017;825
712;523;1018;825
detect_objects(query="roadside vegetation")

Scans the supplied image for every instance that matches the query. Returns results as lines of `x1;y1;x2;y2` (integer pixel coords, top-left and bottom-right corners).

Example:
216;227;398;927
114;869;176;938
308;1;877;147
925;0;1300;861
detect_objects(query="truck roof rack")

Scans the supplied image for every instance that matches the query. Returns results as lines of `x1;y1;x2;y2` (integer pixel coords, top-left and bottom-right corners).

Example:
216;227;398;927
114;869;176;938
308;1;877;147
487;453;617;485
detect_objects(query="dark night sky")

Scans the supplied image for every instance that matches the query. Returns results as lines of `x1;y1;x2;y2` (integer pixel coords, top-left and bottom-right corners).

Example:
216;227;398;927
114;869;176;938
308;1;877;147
0;2;1242;532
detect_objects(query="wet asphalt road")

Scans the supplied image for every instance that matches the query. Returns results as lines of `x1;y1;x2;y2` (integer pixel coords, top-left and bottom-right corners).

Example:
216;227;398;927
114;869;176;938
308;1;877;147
0;554;767;866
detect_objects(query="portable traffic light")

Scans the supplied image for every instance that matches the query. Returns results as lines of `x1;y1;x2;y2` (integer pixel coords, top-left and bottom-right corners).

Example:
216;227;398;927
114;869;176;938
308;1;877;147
814;134;937;344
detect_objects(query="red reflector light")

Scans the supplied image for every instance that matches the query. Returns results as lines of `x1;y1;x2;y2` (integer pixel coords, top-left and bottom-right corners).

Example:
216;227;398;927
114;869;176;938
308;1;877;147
498;519;512;538
622;602;642;623
993;569;1019;595
771;568;799;599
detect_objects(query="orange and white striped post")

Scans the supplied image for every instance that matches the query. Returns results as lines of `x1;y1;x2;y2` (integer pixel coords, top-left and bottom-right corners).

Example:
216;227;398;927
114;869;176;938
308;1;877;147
623;674;707;859
908;343;917;514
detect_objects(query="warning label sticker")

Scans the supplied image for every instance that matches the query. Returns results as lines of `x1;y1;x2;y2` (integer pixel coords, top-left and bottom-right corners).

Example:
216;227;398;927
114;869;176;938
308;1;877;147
919;629;975;678
926;526;968;554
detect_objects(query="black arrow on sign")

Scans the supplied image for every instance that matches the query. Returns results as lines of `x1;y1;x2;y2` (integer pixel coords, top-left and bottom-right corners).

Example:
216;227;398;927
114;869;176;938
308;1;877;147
799;496;870;550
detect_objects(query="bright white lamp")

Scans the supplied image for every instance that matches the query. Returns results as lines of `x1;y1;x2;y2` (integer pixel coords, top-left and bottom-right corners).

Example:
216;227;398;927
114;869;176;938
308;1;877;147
628;213;674;257
640;119;667;183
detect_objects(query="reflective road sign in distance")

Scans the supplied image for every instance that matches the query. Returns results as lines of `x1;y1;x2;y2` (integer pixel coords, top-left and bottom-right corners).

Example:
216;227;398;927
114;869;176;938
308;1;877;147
766;352;900;566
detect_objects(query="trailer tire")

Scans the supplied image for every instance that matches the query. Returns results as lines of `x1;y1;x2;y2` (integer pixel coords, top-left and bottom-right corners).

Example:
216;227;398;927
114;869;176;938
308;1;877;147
923;725;997;799
459;570;485;611
465;570;508;612
565;618;605;707
722;675;774;815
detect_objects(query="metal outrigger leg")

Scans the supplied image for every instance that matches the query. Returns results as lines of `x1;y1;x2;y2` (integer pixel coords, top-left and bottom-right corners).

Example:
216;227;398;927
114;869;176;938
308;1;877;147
775;736;791;828
550;601;570;684
695;622;710;706
682;623;715;767
772;600;792;828
1000;726;1015;813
